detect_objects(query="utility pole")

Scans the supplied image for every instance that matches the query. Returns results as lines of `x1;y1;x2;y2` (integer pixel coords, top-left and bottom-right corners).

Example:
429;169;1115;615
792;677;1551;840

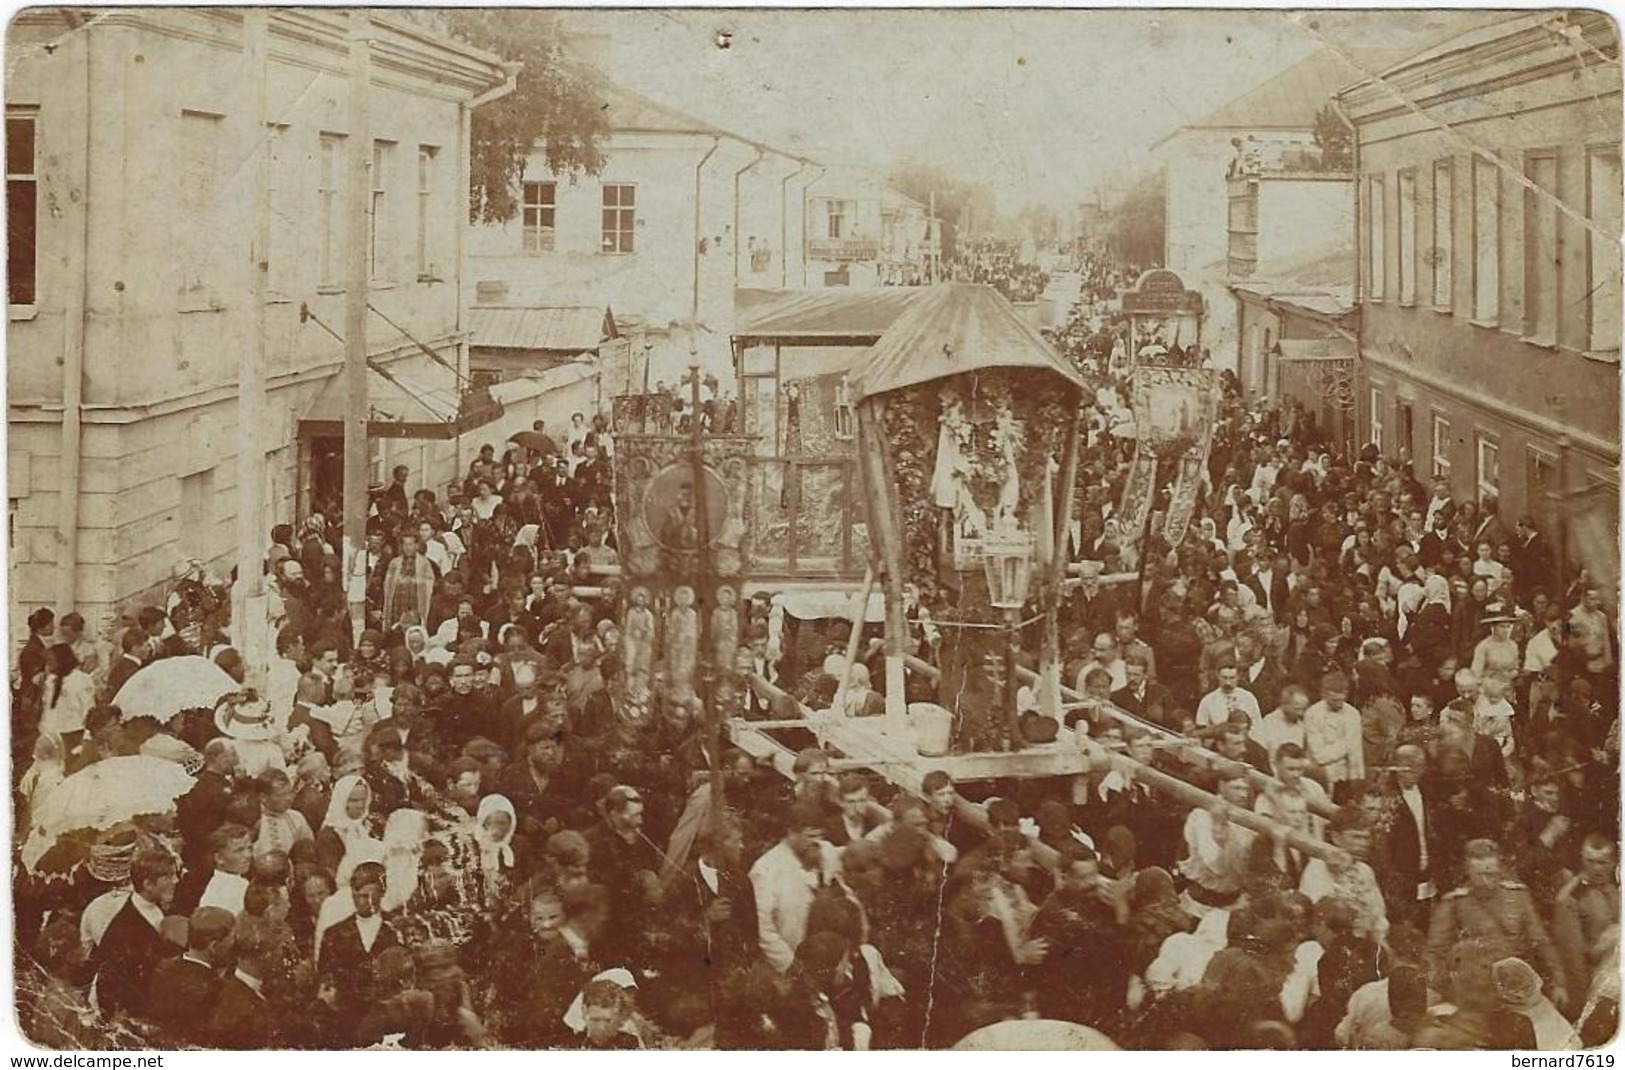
343;11;372;635
234;10;271;686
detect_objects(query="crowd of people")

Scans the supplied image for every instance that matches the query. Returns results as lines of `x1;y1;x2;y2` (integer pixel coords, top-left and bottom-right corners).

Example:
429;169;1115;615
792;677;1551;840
948;243;1051;303
9;262;1621;1051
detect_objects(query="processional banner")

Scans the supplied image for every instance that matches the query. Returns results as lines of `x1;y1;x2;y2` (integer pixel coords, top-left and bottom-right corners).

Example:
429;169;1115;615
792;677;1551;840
1119;367;1221;547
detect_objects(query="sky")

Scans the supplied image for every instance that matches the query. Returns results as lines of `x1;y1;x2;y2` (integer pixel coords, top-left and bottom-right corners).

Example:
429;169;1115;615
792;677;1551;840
555;8;1503;214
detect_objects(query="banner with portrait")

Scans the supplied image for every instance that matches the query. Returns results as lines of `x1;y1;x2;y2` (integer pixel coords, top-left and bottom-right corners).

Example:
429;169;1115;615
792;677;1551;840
1119;367;1221;548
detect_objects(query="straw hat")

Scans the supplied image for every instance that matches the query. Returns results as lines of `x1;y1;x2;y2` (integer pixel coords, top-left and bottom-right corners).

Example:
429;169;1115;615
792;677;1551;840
213;693;277;742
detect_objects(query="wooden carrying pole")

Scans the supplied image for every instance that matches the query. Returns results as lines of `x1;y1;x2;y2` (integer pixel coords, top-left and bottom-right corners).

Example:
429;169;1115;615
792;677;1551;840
737;672;1335;862
857;397;910;731
903;651;1337;822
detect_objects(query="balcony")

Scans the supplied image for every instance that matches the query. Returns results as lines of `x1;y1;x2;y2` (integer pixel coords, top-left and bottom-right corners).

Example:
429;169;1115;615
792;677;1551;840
807;237;880;262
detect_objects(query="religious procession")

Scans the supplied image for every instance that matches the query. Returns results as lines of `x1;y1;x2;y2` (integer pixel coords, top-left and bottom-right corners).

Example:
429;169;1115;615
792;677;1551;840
7;6;1622;1056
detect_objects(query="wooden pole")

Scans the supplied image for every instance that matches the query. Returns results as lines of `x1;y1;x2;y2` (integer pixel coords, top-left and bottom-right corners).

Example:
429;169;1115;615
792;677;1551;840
858;397;910;731
1043;408;1084;717
903;651;1337;820
831;565;876;716
342;13;372;638
688;354;722;808
234;11;271;687
737;672;1335;861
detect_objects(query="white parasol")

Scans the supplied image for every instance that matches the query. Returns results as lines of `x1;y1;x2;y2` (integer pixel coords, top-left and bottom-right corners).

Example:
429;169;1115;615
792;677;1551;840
21;755;195;873
112;655;238;721
952;1019;1120;1051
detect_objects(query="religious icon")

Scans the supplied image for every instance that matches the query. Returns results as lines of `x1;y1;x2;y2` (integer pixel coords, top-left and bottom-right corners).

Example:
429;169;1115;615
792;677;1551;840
622;585;657;683
666;585;699;700
712;584;741;672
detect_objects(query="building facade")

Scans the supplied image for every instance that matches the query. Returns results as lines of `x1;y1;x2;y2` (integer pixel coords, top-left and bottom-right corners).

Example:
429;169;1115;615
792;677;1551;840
1339;11;1620;542
1153;47;1408;369
464;80;932;389
7;9;510;635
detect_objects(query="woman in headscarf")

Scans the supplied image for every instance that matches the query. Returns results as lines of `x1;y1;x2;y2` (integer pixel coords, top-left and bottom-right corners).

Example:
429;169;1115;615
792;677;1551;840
298;512;335;581
350;629;392;684
1407;573;1455;682
1494;956;1580;1051
470;794;521;904
317;774;380;884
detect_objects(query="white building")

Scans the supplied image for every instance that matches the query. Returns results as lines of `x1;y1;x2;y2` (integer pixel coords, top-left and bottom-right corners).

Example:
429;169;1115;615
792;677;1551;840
7;9;513;635
464;78;930;387
1151;46;1409;367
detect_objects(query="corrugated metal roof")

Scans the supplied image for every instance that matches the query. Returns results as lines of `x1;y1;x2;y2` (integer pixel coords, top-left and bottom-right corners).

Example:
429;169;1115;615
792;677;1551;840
734;288;925;339
1191;47;1414;130
849;283;1091;400
469;306;613;352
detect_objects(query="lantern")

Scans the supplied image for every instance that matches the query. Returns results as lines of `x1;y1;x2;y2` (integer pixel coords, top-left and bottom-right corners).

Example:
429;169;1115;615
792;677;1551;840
981;524;1036;611
981;521;1035;752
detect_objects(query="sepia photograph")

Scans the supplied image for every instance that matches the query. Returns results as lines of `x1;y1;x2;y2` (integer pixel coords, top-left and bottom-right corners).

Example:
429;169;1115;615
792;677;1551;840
4;4;1622;1053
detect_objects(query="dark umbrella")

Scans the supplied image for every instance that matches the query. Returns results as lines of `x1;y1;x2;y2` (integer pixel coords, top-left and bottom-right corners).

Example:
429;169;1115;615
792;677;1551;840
509;430;560;455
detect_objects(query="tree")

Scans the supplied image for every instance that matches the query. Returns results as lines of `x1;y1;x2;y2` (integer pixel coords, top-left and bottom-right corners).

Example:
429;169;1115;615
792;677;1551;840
445;11;611;224
1312;102;1354;171
1108;171;1165;267
887;159;997;262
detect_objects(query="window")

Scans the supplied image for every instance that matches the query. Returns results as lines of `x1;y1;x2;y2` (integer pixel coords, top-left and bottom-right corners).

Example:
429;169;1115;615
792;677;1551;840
826;199;851;240
417;146;438;278
522;180;557;254
1397;401;1415;458
1431;159;1454;309
1431;413;1453;478
1366;174;1386;300
1476;434;1501;502
7;109;36;305
1368;387;1384;451
1528;446;1559;505
1587;146;1621;354
1472;155;1500;323
832;378;854;440
1524;151;1559;344
601;184;635;253
1397;171;1418;305
179;110;225;300
369;140;393;281
318;134;344;288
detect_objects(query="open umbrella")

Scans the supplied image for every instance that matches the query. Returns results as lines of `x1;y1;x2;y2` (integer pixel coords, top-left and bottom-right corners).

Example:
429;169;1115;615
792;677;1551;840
22;756;195;873
509;430;560;456
112;655;237;721
952;1020;1120;1051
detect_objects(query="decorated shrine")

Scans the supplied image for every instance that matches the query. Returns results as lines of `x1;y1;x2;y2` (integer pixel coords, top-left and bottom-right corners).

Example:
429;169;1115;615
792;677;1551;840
1121;268;1204;362
846;282;1096;755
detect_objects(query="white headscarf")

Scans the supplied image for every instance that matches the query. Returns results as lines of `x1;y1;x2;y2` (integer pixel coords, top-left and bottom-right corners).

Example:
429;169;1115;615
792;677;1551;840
474;794;517;871
323;776;381;887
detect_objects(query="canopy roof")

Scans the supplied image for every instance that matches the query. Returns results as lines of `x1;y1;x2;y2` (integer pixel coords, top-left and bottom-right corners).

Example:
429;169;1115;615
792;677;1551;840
848;283;1091;401
468;305;615;352
735;287;924;340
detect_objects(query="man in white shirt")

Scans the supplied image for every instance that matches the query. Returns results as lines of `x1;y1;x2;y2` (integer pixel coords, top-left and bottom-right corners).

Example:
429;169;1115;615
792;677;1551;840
197;823;254;916
1523;606;1566;677
1196;664;1262;730
1179;766;1256;917
1075;633;1128;694
751;801;841;973
1251;684;1311;758
1255;741;1332;827
1305;673;1365;788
